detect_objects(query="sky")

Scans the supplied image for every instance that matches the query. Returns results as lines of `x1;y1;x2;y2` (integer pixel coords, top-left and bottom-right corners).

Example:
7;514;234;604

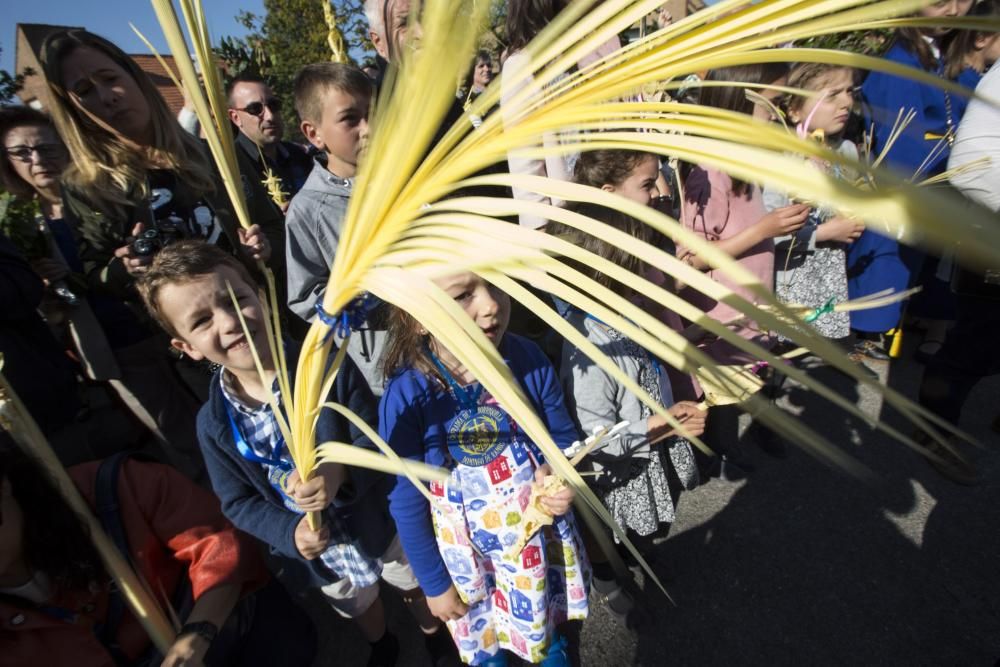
1;0;265;75
1;0;731;76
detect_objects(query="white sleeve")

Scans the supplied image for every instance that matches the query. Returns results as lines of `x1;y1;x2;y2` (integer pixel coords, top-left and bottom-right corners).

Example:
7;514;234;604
949;65;1000;212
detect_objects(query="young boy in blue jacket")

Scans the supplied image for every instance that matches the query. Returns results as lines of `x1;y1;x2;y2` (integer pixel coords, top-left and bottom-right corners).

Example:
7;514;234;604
137;240;458;666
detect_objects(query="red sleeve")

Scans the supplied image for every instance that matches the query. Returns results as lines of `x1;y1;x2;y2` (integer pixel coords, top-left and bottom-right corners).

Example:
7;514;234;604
112;460;267;600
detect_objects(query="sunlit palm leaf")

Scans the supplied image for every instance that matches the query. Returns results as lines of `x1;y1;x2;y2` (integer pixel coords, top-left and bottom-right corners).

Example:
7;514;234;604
0;371;177;651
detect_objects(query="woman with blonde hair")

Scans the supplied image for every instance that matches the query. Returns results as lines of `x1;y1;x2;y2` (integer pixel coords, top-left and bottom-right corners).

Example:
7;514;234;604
38;29;270;480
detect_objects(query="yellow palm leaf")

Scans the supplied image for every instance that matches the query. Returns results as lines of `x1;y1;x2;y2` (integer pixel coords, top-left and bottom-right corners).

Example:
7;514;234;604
154;0;987;598
0;370;177;652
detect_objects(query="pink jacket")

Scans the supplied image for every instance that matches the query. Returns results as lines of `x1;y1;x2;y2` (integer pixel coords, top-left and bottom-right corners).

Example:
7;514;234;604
680;166;775;365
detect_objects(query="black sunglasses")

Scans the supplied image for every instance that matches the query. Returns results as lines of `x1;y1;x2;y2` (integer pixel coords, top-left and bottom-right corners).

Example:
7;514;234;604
232;99;282;117
4;143;65;163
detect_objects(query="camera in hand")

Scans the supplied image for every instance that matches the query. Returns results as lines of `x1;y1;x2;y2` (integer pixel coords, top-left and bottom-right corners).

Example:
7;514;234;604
131;219;185;256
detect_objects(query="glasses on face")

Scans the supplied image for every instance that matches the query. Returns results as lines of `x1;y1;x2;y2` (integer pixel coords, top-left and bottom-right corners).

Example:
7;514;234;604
232;99;282;117
4;143;65;163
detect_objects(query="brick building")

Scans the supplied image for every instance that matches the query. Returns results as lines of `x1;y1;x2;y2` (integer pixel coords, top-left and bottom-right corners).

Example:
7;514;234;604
13;23;184;114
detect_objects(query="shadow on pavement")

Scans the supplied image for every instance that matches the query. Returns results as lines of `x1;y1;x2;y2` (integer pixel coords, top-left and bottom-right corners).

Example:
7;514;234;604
624;359;1000;666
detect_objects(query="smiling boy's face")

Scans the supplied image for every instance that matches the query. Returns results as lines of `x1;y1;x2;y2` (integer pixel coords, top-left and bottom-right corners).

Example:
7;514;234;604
159;266;271;374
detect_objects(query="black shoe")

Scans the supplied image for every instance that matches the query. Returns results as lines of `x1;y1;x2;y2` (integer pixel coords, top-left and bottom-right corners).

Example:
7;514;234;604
591;575;639;629
718;454;754;481
367;632;400;667
850;339;890;362
424;627;462;667
915;433;979;486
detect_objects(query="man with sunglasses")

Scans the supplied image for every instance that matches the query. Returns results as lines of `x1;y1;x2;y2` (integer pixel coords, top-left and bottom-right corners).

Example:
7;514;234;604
219;74;313;337
227;74;312;212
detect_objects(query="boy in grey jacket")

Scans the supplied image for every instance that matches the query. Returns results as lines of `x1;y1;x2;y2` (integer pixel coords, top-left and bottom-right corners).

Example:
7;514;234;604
285;63;388;394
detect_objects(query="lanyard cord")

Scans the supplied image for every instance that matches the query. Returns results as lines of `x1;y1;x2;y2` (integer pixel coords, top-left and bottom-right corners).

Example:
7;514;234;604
222;391;292;470
427;348;483;411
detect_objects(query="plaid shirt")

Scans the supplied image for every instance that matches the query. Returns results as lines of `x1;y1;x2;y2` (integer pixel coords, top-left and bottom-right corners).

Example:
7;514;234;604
220;372;382;587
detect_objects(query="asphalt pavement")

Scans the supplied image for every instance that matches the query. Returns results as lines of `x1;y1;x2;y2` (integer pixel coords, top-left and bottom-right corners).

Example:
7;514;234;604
308;339;1000;666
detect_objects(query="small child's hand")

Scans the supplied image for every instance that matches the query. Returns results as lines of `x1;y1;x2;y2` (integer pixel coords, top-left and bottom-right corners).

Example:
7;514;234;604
536;464;574;516
758;203;810;239
294;515;330;559
160;631;209;667
427;585;469;622
238;224;271;262
668;401;708;439
817;215;865;244
287;463;345;512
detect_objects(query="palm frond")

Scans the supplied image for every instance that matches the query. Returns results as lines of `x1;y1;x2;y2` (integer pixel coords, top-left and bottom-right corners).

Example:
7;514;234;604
154;0;991;600
0;369;177;651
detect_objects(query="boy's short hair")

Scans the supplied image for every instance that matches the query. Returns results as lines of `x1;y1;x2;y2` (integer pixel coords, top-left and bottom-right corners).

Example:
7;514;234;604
293;62;373;124
137;240;256;338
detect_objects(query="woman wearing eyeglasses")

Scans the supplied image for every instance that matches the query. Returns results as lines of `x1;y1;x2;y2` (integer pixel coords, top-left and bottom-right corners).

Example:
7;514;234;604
32;29;272;480
0;105;193;471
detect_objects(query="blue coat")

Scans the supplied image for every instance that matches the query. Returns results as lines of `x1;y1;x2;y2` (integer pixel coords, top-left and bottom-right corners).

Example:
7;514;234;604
848;40;966;332
197;343;395;591
378;334;580;597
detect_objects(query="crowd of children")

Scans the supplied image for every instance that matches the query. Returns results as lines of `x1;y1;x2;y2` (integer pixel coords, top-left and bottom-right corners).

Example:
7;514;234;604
1;0;997;665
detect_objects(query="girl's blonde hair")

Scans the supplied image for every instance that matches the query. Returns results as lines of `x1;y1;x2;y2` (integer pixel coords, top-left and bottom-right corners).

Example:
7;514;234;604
40;30;214;216
783;63;856;116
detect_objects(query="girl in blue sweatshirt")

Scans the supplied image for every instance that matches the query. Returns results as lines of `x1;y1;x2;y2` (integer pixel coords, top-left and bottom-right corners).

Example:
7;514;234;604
379;271;589;666
849;0;975;360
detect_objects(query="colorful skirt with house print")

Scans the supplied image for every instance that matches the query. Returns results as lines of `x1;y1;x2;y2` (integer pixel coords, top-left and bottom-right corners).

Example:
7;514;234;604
430;436;590;665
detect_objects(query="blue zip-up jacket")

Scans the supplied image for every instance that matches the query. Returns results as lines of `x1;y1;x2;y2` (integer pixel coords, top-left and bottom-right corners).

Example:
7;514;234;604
197;343;395;590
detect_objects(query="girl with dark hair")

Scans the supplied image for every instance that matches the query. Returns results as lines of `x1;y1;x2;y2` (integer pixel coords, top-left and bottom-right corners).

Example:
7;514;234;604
553;203;706;624
679;65;809;365
573;149;661;208
0;446;315;667
943;0;1000;80
679;66;810;479
849;0;974;361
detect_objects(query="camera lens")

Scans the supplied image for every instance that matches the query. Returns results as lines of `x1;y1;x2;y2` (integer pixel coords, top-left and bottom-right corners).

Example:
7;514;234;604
132;229;162;256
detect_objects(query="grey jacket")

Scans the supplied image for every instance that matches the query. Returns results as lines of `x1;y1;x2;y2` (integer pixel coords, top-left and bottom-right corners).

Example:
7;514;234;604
285;157;388;394
560;310;675;485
